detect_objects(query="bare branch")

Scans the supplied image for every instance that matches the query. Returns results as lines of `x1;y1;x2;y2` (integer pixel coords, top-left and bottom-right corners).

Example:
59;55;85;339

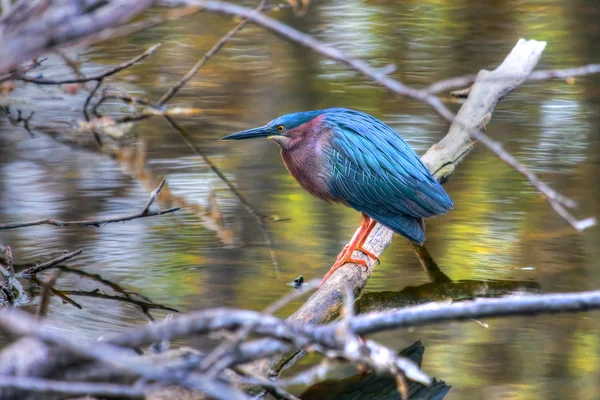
36;271;60;319
0;309;252;400
163;116;281;273
17;43;161;85
342;289;600;335
469;127;596;230
0;0;157;74
57;289;178;313
157;0;268;105
19;250;83;276
0;179;179;230
426;62;600;94
0;376;147;399
166;0;455;120
200;280;319;375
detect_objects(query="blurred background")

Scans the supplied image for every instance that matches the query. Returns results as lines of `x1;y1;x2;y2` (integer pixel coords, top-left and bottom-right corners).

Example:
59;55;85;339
1;0;599;398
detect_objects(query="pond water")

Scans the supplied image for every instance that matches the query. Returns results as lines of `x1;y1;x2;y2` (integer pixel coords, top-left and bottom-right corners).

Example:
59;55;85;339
1;0;600;399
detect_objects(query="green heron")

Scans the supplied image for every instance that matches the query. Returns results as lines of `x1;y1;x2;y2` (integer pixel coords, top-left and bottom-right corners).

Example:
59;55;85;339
221;108;453;287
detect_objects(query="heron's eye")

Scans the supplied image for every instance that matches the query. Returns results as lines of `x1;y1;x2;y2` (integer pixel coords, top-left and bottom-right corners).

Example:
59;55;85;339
277;125;285;132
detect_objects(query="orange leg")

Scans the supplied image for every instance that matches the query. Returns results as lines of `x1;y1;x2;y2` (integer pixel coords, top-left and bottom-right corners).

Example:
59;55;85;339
319;214;379;288
355;218;380;264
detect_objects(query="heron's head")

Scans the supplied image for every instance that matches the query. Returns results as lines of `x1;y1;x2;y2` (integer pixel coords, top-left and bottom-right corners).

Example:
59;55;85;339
220;110;329;150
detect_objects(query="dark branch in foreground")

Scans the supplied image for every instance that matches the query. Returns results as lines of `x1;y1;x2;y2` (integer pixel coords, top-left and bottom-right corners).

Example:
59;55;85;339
0;179;179;230
342;289;600;334
98;290;600;351
0;376;147;399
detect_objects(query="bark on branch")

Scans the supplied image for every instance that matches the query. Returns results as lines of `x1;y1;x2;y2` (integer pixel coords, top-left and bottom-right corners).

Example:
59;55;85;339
0;0;157;74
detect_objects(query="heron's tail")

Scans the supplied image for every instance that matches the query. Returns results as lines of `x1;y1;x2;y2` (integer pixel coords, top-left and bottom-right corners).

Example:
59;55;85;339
374;214;426;245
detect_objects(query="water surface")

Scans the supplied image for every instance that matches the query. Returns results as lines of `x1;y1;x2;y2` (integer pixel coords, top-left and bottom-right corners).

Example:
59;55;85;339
1;1;600;399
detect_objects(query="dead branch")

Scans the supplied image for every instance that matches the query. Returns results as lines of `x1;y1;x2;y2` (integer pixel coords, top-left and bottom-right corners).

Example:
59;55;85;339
340;289;600;334
0;179;179;230
19;250;83;277
200;279;319;376
426;62;600;94
26;276;83;310
36;271;60;319
0;306;430;397
96;288;600;350
55;289;178;313
157;0;268;106
163;116;281;273
17;44;161;85
0;309;253;400
0;0;157;74
0;376;147;399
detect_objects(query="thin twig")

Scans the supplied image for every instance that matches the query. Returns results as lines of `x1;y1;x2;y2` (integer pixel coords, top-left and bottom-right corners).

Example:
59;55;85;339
425;63;600;94
57;266;153;303
36;271;61;319
166;0;455;121
19;250;83;276
470;128;596;230
0;179;179;230
48;287;82;310
18;44;161;85
163;116;266;220
157;0;269;106
57;289;179;313
142;179;166;215
163;116;281;274
83;79;104;123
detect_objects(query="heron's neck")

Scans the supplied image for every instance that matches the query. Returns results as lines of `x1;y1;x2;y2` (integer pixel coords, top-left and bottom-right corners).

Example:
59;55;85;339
279;117;335;202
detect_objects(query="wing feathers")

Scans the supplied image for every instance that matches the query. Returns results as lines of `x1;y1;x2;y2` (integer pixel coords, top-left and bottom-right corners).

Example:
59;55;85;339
323;109;452;242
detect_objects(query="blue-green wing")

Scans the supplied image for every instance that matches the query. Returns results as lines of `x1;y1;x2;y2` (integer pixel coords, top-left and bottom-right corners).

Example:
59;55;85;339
325;109;452;241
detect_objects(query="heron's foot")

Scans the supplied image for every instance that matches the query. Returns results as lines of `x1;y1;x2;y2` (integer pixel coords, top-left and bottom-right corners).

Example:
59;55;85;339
356;246;380;265
335;245;379;264
319;247;380;288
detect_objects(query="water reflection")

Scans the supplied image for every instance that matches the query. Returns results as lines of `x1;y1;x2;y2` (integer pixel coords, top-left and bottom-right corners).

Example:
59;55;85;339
0;0;600;398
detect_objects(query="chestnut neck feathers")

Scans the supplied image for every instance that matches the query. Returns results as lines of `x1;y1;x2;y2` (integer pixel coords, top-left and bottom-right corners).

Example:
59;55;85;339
278;114;336;202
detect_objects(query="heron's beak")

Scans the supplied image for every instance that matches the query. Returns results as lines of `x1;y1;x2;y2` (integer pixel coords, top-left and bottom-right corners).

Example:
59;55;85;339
220;126;273;141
